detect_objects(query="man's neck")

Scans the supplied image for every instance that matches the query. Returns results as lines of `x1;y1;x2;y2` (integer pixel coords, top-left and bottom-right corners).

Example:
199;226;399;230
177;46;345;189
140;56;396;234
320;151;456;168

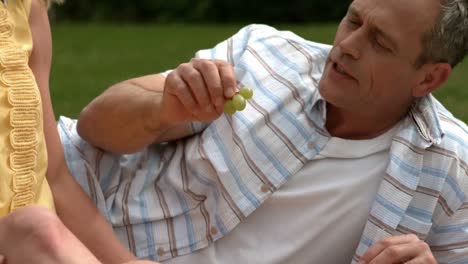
325;103;409;140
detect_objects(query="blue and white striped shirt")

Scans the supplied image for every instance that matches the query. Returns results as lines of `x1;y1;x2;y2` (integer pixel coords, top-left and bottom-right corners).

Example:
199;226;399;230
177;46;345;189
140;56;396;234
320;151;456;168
59;24;468;263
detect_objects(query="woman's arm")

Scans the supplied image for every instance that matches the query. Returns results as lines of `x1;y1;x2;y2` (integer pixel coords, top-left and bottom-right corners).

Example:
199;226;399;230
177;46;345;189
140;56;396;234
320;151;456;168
28;0;145;263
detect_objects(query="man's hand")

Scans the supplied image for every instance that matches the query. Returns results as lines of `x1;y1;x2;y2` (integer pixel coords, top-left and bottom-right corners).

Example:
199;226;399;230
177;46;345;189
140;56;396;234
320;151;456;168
77;58;238;152
159;58;237;126
359;234;436;264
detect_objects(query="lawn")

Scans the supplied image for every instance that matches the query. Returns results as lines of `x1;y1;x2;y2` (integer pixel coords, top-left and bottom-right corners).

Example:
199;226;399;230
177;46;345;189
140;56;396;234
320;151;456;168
50;23;468;123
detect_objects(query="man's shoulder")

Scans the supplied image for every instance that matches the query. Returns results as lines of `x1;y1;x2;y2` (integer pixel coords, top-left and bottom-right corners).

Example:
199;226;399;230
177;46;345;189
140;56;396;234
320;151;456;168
407;98;468;206
436;110;468;162
415;95;468;158
233;24;332;52
429;102;468;185
434;99;468;151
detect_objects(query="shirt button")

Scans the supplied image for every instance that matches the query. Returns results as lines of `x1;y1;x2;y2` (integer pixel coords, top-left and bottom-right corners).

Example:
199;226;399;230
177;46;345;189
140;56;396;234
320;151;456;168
260;184;269;193
157;247;165;257
307;142;315;150
210;226;218;235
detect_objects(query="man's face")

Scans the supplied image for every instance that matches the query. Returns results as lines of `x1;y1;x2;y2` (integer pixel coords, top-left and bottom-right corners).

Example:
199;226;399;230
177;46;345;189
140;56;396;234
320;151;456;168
319;0;440;117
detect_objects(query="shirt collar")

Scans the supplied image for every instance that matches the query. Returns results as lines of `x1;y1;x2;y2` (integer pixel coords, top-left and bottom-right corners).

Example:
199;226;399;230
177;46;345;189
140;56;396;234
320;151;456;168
308;91;444;145
408;94;445;145
305;90;328;134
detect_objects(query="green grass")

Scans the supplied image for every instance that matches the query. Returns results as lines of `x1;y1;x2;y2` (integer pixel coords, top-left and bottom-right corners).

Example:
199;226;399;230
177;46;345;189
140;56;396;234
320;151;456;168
50;23;468;123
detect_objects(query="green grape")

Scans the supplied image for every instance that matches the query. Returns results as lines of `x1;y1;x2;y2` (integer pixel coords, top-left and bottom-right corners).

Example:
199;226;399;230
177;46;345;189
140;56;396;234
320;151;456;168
239;87;253;99
223;100;237;115
232;94;246;111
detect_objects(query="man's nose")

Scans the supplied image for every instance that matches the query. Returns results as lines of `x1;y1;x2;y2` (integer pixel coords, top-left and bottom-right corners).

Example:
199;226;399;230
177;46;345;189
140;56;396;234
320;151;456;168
338;30;363;60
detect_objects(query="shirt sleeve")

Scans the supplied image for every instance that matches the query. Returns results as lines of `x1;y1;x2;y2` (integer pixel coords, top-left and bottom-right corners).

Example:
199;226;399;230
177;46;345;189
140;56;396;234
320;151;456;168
194;24;278;64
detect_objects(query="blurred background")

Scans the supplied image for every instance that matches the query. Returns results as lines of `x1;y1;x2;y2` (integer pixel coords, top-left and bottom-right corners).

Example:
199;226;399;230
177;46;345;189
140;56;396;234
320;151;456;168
49;1;467;122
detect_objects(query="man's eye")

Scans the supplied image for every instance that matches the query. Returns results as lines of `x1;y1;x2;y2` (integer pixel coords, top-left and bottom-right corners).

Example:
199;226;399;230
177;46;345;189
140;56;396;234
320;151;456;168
374;38;391;52
348;19;360;26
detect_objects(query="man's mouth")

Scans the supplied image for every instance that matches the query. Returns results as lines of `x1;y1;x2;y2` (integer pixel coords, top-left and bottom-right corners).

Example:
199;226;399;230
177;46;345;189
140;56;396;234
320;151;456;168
334;63;346;74
332;61;355;80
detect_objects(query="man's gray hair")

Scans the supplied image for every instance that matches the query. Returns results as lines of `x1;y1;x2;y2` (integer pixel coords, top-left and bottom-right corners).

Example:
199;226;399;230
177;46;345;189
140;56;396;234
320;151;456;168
417;0;468;68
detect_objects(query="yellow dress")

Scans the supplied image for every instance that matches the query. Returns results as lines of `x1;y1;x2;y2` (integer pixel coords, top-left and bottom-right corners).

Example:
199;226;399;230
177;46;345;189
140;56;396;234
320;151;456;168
0;0;54;216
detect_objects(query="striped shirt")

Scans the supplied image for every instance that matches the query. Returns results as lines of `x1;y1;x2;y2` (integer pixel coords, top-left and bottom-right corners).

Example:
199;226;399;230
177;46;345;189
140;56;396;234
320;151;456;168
58;24;468;263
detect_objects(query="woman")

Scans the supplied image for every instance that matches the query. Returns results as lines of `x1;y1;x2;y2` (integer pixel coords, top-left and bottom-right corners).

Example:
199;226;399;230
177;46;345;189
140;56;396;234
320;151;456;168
0;1;153;263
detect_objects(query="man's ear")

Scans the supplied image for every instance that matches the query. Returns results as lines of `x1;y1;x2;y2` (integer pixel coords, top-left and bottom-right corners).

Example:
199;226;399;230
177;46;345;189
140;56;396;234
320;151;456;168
413;62;452;97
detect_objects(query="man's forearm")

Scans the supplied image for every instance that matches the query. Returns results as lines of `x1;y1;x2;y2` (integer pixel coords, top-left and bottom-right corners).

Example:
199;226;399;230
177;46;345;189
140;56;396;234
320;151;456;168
77;77;168;154
78;59;237;154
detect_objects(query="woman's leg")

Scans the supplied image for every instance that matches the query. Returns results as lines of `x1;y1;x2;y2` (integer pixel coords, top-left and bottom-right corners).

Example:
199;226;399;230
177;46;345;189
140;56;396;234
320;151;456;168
0;206;101;264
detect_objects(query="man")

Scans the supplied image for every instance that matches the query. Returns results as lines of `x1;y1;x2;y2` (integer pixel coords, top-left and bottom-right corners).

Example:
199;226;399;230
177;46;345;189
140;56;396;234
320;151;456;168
20;0;468;263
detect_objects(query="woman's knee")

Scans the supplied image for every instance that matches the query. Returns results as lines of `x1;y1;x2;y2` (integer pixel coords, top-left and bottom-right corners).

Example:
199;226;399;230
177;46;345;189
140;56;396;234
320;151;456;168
2;206;66;253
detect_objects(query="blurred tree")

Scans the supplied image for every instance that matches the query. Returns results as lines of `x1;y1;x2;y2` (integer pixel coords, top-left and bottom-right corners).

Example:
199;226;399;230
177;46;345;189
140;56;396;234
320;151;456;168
52;0;350;23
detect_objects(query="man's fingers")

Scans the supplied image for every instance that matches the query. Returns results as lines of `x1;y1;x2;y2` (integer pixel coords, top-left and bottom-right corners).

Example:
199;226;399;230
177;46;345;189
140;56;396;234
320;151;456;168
166;71;198;115
178;63;213;112
404;252;437;264
0;255;6;264
164;58;238;123
367;243;420;263
191;59;224;113
214;60;237;98
360;234;420;263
